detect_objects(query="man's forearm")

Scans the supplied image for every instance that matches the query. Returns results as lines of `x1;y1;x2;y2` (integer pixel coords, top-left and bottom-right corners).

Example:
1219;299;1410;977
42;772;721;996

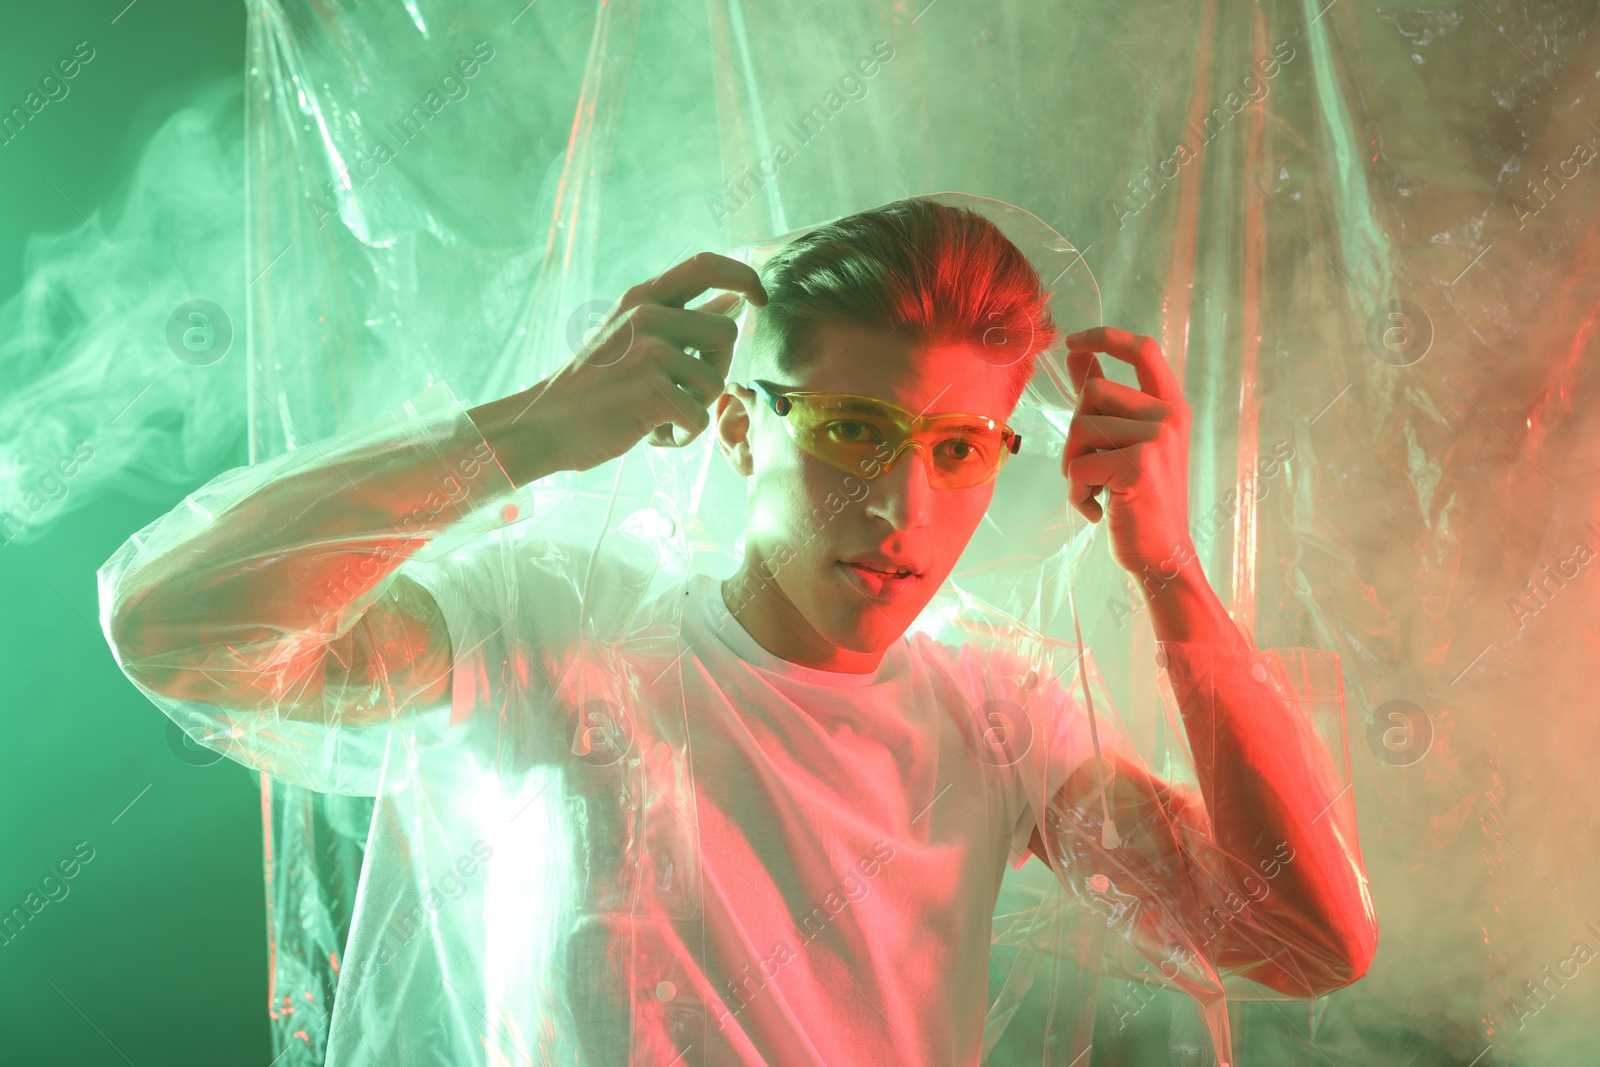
1135;548;1375;982
105;385;527;690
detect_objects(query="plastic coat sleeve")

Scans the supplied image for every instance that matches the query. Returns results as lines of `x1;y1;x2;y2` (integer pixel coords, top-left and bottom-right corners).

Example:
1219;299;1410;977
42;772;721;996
96;382;519;796
1035;638;1376;1007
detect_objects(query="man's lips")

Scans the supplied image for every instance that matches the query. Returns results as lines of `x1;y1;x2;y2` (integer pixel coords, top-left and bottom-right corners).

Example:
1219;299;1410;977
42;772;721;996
840;556;921;578
850;562;915;577
838;560;922;600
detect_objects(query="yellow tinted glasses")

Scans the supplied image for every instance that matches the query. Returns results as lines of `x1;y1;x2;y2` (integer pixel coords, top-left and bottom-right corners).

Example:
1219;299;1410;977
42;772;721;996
749;379;1022;490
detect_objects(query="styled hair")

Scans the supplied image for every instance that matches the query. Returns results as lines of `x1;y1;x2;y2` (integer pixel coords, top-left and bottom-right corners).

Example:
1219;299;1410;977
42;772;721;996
751;197;1058;407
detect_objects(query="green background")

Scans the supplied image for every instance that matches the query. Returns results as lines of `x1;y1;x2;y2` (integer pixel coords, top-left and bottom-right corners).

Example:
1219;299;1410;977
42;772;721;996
0;3;269;1063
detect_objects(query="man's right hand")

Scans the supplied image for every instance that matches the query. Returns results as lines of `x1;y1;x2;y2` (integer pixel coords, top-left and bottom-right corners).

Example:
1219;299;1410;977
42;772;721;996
507;251;768;476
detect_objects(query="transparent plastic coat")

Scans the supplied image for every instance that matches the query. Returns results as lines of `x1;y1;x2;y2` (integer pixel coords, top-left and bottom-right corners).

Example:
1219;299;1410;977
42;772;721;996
98;208;1366;1061
89;1;1411;1063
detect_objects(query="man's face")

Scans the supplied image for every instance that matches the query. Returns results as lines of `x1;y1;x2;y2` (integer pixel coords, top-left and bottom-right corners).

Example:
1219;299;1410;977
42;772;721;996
713;318;1021;671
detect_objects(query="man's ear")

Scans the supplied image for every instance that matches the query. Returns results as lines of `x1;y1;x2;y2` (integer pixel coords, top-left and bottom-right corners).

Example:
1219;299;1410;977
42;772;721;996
715;384;755;478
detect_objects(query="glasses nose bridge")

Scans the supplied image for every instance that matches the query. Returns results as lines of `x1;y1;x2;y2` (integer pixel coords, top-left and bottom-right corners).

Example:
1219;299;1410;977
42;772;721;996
871;436;943;493
875;434;927;474
864;437;936;528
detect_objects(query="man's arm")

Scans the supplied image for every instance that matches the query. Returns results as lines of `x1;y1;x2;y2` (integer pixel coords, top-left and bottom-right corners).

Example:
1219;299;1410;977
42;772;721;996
102;385;539;725
102;252;764;731
1027;544;1375;996
1041;326;1376;996
1135;548;1375;991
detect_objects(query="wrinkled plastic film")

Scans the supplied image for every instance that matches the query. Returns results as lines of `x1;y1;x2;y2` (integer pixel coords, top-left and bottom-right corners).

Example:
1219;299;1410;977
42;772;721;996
81;0;1422;1062
98;348;1367;1066
99;383;517;794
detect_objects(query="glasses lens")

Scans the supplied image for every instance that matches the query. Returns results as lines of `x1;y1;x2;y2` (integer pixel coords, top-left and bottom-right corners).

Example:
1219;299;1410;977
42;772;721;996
926;423;1007;488
790;396;1009;489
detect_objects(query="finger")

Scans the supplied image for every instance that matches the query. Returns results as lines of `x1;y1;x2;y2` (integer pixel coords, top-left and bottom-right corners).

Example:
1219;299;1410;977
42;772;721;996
646;417;711;449
1064;449;1140;520
690;291;744;315
1064;455;1106;522
1062;423;1146;518
639;251;768;310
658;344;727;406
652;303;739;379
1064;327;1180;404
646;379;713;448
636;304;741;380
1065;350;1104;401
1063;414;1159;466
1068;376;1168;422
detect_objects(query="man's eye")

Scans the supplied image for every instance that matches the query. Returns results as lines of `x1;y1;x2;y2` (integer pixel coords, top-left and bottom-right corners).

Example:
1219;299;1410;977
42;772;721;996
827;420;881;444
938;436;989;464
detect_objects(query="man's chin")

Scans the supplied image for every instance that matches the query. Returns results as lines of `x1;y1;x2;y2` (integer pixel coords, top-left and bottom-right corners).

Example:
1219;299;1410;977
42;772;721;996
815;605;915;654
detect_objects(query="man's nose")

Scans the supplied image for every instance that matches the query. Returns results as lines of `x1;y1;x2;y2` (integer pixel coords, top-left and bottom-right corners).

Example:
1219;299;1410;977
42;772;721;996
863;441;933;530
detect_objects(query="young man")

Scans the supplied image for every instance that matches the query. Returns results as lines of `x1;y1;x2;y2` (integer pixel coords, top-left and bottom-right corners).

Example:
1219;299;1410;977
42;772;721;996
101;197;1374;1065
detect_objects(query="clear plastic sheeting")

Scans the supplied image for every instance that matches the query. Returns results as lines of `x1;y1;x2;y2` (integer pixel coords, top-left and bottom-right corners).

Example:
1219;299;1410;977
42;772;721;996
87;0;1600;1063
99;365;1367;1064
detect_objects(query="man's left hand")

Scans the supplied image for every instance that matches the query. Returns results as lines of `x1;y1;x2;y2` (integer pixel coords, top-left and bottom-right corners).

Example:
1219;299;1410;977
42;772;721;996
1060;327;1195;582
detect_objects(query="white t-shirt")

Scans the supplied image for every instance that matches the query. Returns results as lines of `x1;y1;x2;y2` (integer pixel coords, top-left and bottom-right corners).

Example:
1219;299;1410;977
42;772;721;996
388;543;1119;1066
